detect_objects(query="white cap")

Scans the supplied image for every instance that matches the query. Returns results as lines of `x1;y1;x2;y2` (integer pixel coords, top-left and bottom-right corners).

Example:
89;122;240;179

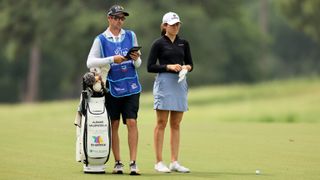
162;12;181;25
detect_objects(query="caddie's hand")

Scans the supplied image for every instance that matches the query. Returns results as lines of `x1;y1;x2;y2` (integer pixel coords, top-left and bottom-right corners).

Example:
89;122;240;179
166;64;182;72
129;51;140;61
113;55;126;64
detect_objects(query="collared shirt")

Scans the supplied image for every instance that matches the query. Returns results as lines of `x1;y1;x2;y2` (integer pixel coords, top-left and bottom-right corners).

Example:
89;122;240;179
86;28;142;69
147;35;193;73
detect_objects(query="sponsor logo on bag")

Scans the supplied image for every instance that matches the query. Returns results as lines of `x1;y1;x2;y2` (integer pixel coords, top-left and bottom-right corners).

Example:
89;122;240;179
90;149;109;153
93;136;103;144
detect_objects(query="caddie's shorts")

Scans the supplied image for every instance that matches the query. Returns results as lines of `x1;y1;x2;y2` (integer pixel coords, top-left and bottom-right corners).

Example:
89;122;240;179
105;92;140;124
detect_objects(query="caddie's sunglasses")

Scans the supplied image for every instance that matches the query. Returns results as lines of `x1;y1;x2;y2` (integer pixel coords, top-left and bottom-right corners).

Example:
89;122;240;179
112;15;126;21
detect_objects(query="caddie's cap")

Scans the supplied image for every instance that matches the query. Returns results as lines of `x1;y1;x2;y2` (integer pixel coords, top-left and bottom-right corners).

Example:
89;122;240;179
107;5;129;16
162;12;181;25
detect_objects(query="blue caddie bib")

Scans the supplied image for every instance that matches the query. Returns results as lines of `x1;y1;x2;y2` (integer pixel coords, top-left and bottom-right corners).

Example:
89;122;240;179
98;30;142;97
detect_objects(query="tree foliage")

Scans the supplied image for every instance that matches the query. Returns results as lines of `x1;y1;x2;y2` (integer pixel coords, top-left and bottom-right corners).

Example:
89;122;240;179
0;0;319;102
0;0;107;101
279;0;320;41
271;0;320;77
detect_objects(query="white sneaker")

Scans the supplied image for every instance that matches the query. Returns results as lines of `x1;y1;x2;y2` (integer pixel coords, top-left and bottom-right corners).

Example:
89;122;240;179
154;161;171;173
169;161;190;173
112;161;124;174
129;161;141;175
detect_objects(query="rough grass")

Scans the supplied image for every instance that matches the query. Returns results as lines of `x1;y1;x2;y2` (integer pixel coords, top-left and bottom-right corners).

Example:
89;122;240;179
0;77;320;180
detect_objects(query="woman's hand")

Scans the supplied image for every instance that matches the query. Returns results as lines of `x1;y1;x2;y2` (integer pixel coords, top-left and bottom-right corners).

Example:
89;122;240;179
181;65;191;72
166;64;182;72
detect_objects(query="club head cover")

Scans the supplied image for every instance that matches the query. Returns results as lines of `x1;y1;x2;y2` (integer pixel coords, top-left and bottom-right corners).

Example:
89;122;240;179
83;72;95;86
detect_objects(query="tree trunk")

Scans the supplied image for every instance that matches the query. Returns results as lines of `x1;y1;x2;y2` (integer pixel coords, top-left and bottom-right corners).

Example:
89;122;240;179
260;0;268;34
24;41;40;102
259;0;269;77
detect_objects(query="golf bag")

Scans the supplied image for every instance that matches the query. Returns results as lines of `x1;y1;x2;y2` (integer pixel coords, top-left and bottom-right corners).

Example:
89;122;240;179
75;72;111;173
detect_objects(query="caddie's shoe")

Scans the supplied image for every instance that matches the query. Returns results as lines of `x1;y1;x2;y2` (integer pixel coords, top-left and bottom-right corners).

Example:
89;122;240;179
129;161;141;175
154;161;171;173
112;161;124;174
169;161;190;173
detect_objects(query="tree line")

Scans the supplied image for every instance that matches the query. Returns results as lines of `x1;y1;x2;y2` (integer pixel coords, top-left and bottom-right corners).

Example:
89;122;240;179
0;0;319;102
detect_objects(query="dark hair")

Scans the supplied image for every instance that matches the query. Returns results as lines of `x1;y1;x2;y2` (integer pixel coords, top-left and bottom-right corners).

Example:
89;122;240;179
160;23;166;35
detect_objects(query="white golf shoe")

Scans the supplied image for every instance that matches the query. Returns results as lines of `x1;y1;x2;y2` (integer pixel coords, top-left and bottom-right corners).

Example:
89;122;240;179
129;161;141;175
154;161;171;173
112;161;124;174
169;161;190;173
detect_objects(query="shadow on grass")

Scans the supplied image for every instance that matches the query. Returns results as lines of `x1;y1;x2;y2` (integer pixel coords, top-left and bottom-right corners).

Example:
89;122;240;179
259;113;299;123
72;170;274;180
140;171;273;178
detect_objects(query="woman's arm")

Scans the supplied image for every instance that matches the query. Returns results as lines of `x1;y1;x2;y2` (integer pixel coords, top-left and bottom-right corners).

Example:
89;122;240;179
183;40;193;72
147;40;167;73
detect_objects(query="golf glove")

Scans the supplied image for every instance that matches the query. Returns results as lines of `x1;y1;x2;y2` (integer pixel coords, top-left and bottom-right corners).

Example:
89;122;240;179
178;69;188;83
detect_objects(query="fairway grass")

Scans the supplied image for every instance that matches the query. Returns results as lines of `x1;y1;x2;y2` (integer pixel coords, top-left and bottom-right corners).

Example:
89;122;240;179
0;78;320;180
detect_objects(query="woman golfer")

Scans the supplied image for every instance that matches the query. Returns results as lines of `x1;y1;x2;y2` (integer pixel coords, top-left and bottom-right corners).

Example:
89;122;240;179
147;12;193;173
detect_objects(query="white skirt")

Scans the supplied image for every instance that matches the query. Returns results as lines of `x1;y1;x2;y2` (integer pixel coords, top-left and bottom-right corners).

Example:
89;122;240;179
153;73;188;112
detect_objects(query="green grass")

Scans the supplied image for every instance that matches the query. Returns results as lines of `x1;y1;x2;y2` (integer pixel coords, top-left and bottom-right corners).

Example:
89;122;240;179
0;78;320;180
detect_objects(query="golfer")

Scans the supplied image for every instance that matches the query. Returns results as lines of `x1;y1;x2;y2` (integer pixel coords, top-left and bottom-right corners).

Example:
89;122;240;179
147;12;193;173
86;4;142;175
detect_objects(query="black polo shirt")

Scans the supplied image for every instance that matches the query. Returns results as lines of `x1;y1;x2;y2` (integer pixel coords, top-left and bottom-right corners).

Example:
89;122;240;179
147;35;193;73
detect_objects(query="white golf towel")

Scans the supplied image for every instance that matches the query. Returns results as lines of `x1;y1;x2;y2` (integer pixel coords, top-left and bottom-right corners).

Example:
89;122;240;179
178;69;188;83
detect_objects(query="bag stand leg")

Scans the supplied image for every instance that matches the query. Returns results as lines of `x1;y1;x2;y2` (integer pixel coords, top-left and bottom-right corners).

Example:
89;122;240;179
83;164;106;173
75;111;82;162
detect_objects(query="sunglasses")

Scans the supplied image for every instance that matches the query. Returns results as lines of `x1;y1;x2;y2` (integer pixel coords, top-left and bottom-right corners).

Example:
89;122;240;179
112;15;126;21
